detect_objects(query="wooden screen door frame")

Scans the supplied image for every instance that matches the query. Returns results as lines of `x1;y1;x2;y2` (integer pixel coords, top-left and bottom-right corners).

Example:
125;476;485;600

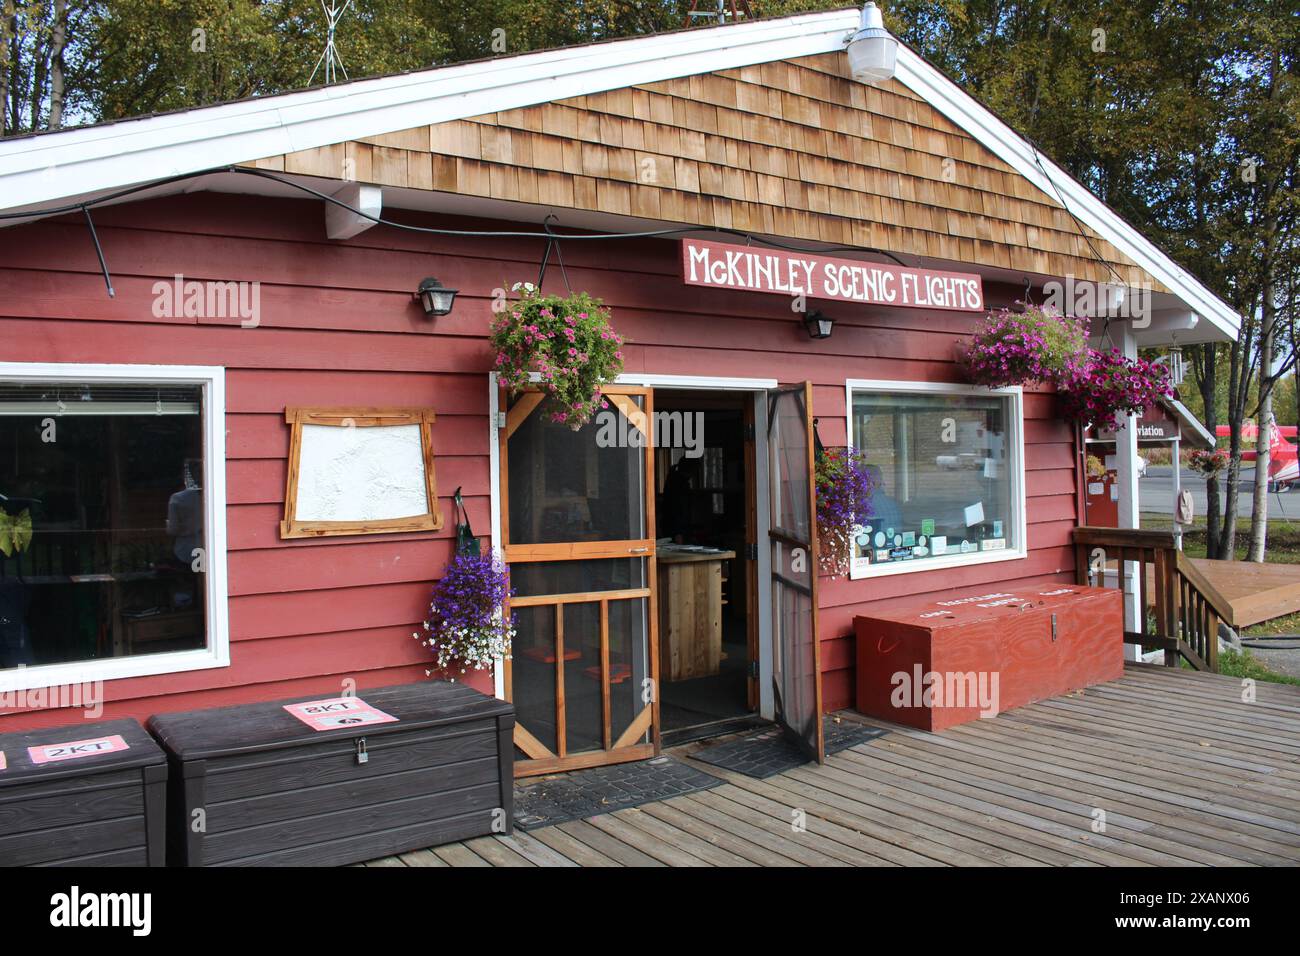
767;381;825;763
499;385;660;778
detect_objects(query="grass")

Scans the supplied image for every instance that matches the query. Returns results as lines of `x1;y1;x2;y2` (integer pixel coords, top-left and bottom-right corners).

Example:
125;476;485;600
1139;512;1300;564
1137;512;1300;682
1216;647;1300;686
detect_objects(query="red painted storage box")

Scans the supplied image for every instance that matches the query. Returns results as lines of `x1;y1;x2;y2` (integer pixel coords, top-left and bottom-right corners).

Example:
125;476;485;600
854;585;1123;731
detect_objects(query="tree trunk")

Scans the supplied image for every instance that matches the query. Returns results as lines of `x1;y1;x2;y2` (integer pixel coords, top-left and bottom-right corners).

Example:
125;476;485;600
0;0;13;139
1249;291;1276;562
1198;344;1223;557
47;0;66;130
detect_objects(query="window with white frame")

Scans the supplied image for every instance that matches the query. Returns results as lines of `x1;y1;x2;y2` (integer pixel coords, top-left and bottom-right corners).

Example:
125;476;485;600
0;364;227;691
846;381;1025;578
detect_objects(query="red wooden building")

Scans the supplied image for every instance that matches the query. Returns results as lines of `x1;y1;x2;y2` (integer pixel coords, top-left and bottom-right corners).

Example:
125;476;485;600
0;8;1238;774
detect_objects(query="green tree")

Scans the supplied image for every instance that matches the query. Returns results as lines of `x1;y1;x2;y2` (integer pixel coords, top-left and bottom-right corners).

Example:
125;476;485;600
80;0;451;122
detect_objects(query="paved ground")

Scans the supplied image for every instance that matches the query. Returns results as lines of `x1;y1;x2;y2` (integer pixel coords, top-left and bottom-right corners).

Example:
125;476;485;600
1242;640;1300;679
1142;465;1261;519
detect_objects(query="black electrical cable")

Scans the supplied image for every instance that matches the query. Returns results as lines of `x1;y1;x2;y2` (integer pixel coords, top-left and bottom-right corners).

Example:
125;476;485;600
0;163;911;265
1027;144;1130;291
81;206;114;298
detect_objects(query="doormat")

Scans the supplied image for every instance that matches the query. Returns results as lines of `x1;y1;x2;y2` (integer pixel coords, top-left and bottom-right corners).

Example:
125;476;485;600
689;718;888;779
513;756;724;831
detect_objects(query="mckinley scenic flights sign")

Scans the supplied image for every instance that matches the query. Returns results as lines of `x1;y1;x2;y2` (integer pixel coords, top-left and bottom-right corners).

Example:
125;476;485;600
680;238;984;312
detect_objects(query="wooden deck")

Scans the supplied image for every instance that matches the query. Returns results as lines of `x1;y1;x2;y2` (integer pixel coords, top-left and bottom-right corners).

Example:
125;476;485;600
365;664;1300;867
1141;557;1300;628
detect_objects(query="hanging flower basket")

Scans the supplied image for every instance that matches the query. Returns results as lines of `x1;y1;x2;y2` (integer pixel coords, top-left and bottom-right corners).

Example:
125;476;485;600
815;447;875;577
960;304;1089;389
1057;348;1172;432
414;551;515;677
490;283;625;430
1188;448;1229;479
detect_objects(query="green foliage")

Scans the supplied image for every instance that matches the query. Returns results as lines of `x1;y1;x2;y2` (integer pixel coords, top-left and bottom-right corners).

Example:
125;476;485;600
80;0;450;121
0;507;32;557
490;283;624;430
1216;647;1300;686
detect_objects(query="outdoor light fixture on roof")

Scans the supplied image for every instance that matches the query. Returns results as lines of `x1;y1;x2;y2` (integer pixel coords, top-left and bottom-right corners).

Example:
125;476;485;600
415;277;458;317
846;2;898;85
804;310;834;340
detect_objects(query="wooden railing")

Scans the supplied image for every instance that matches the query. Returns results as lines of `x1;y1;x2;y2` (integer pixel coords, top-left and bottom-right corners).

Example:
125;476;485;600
1073;527;1226;672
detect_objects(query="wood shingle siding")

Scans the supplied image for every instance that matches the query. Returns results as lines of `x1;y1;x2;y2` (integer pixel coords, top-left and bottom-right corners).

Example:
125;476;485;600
248;53;1159;292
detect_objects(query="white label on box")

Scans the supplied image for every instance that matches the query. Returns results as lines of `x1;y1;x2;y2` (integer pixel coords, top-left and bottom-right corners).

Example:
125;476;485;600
28;735;129;765
982;538;1007;551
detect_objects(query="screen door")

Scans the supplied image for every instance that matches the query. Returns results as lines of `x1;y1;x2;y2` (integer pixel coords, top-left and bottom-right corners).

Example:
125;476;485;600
767;382;824;762
500;387;658;777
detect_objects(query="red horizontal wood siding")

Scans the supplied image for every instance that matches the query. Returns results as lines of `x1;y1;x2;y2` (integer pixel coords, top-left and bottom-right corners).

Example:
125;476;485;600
0;192;1076;728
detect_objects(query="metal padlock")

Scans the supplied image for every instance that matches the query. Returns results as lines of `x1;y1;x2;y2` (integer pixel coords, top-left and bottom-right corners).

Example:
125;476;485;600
356;738;369;765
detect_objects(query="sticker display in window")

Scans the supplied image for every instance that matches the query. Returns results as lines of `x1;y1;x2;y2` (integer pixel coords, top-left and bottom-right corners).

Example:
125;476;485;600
848;387;1018;576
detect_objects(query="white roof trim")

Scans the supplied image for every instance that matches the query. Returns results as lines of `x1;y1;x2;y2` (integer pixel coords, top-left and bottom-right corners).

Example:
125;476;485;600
1166;397;1216;449
0;10;860;207
0;7;1237;341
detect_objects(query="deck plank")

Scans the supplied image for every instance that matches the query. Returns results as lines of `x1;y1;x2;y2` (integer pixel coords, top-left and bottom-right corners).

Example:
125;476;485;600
528;825;624;867
637;800;800;866
843;730;1265;866
555;819;666;867
365;666;1300;867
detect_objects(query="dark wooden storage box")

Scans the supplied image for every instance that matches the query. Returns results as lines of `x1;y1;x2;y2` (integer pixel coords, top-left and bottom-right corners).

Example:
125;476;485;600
0;718;167;867
148;681;514;867
855;585;1124;731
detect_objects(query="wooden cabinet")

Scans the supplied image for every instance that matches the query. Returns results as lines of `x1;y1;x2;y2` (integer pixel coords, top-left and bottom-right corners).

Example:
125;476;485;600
0;718;167;866
657;550;734;681
148;681;514;866
854;585;1123;731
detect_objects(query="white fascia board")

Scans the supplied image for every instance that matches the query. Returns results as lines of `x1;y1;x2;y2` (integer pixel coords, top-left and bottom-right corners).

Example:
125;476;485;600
1166;397;1215;449
0;10;859;213
893;46;1240;342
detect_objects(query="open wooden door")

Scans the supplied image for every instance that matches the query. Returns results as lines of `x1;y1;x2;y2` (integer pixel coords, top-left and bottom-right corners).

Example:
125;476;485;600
500;386;659;777
767;382;825;763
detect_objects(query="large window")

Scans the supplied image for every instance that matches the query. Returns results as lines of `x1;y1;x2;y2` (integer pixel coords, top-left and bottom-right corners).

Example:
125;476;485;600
846;380;1025;579
0;364;227;691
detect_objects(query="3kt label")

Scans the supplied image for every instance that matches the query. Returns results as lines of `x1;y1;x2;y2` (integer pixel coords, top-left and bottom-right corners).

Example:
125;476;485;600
28;734;130;765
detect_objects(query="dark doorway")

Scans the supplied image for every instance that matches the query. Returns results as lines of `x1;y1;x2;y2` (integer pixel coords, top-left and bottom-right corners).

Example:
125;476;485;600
653;390;756;737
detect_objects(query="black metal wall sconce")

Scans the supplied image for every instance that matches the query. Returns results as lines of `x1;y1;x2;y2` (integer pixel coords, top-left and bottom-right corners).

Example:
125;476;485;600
415;277;459;317
804;310;834;339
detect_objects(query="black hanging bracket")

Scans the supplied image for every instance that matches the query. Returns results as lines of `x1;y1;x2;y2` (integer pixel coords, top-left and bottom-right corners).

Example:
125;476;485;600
83;206;115;298
536;214;573;293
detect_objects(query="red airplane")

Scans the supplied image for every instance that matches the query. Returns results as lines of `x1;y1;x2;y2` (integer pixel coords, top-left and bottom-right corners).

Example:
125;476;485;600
1214;420;1300;489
